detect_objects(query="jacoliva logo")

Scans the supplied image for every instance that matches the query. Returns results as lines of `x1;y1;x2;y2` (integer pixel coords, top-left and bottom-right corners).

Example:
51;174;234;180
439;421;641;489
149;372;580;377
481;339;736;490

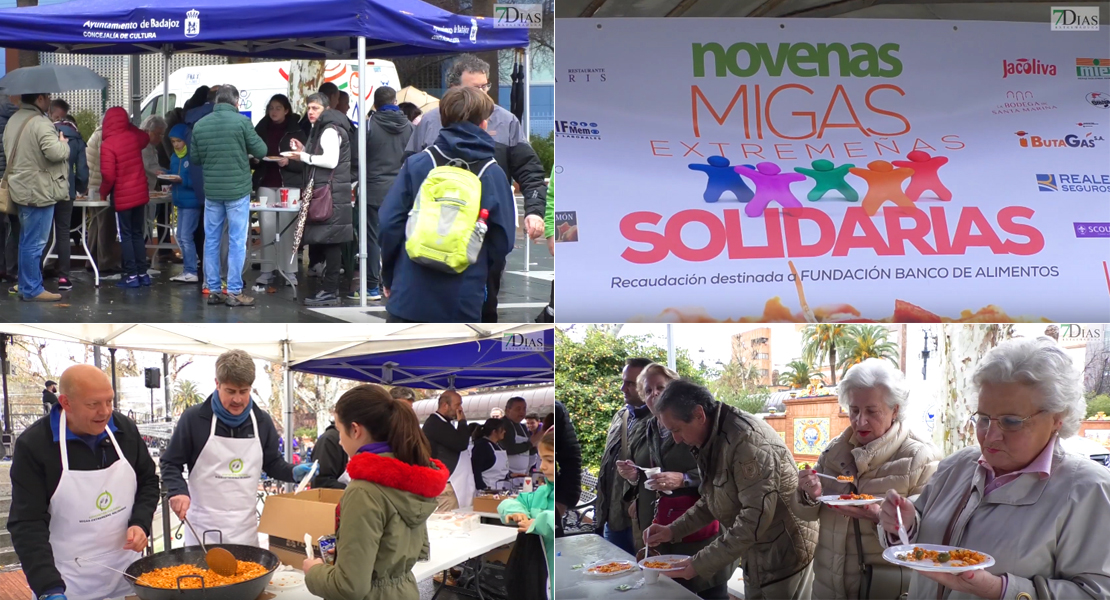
229;458;244;474
1002;58;1057;78
96;491;113;512
692;42;902;78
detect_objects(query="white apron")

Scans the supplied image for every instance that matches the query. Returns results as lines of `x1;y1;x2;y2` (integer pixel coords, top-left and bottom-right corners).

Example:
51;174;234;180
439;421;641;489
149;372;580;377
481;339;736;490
449;437;476;510
481;442;510;490
184;409;264;547
48;410;139;600
507;422;532;474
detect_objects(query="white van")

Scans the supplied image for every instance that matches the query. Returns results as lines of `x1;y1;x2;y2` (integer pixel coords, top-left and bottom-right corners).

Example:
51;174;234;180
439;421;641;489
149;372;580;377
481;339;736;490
139;59;402;127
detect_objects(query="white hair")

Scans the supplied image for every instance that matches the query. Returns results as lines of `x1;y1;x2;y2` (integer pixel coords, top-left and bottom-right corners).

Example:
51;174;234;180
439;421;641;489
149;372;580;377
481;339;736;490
971;336;1085;438
837;358;910;421
140;114;167;132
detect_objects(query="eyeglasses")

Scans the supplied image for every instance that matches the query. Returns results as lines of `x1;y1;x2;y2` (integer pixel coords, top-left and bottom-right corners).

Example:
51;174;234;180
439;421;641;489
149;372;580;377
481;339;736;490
969;410;1045;433
471;83;492;92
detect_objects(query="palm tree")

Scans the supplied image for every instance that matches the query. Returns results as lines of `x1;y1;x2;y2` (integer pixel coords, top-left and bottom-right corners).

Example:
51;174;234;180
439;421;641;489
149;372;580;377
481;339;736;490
836;325;900;379
778;360;823;389
801;324;849;384
173;379;205;416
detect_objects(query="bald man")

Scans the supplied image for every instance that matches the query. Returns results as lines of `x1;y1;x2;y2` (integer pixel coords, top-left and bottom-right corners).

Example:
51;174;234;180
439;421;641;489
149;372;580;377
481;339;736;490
421;390;470;512
9;365;160;600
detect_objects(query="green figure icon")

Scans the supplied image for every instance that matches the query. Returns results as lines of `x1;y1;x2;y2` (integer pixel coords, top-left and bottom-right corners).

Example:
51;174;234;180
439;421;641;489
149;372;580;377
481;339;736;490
794;159;859;202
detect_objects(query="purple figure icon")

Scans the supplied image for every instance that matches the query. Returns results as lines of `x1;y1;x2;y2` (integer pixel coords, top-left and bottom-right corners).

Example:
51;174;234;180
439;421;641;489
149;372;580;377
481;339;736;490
688;156;755;203
734;162;805;217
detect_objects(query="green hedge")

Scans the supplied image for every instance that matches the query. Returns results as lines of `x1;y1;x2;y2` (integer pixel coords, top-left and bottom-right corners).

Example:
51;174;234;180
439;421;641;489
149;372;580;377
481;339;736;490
530;132;554;176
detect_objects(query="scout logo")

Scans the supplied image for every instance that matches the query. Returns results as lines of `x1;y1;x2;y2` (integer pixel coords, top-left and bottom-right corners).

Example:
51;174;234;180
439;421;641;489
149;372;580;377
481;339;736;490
96;491;113;512
229;458;244;474
184;9;200;38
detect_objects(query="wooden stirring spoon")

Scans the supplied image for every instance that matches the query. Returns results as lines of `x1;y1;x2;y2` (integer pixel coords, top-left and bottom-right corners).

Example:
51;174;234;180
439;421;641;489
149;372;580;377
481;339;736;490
182;516;239;577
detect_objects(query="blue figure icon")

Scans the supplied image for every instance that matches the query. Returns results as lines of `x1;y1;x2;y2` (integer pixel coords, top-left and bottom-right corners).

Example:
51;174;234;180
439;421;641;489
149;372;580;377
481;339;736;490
688;156;755;203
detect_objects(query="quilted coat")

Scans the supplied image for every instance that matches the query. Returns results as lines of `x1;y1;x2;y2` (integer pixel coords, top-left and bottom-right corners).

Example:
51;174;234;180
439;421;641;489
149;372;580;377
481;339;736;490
98;107;150;212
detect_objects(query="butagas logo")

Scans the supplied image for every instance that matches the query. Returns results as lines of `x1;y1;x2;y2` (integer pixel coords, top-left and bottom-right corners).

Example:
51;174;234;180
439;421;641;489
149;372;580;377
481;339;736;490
692;42;902;78
1015;130;1103;148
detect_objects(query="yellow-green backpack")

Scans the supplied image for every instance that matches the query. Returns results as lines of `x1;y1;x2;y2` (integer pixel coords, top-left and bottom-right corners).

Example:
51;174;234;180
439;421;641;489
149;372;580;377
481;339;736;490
405;147;496;273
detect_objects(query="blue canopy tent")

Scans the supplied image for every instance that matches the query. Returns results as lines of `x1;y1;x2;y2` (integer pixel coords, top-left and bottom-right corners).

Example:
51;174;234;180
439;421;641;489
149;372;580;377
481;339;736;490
0;0;529;305
292;328;554;390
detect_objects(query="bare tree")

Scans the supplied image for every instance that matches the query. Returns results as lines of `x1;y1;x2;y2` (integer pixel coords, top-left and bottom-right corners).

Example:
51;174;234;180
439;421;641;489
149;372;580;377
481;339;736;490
937;325;1014;456
289;61;327;115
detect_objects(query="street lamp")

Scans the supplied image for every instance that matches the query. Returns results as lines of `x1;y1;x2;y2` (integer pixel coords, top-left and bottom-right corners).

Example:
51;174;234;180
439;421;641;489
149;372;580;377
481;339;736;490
920;329;939;380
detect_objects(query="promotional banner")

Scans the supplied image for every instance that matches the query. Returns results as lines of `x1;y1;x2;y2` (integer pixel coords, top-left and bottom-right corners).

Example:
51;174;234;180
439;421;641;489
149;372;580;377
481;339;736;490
555;18;1110;322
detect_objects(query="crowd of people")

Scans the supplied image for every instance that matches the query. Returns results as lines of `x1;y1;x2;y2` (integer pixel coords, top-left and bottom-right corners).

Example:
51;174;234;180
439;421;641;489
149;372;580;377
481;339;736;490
0;53;556;322
582;338;1110;600
7;349;562;600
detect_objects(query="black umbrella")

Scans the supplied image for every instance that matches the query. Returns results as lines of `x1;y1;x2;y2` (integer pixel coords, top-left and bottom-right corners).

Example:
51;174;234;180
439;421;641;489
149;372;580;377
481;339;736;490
0;64;108;95
510;50;525;124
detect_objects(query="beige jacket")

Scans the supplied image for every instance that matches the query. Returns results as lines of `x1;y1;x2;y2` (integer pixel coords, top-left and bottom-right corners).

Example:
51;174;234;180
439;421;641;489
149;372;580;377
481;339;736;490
669;402;818;588
86;126;103;196
2;105;69;207
884;441;1110;600
792;421;940;599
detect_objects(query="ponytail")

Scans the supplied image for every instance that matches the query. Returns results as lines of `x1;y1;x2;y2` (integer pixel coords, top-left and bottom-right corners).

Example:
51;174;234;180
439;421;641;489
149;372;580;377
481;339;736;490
472;417;507;442
335;384;432;467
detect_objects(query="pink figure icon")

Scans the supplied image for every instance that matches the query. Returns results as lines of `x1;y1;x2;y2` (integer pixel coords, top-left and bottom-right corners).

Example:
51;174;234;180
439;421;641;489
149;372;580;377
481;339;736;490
734;162;805;218
892;151;951;202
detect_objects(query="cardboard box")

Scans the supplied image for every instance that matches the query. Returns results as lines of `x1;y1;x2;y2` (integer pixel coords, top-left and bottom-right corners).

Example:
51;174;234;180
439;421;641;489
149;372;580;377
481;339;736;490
258;488;345;567
472;493;516;515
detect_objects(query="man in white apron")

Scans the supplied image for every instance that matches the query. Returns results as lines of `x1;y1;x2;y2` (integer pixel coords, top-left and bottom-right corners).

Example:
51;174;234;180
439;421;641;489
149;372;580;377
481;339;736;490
161;350;312;547
503;397;537;476
420;390;474;512
9;365;160;600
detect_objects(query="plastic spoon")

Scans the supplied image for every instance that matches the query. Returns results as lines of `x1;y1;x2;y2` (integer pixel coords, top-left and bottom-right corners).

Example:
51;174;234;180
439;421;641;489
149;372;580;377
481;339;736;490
74;556;139;581
305;533;315;561
895;498;910;547
295;461;319;495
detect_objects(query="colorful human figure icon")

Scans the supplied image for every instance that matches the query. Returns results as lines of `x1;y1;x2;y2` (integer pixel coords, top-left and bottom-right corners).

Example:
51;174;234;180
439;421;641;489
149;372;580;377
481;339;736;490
734;162;805;218
849;160;916;217
892;151;952;202
688;156;755;203
793;159;858;202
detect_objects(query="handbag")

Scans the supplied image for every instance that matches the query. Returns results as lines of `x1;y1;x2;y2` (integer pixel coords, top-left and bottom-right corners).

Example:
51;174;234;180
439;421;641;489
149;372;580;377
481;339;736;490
301;128;336;223
0;116;34;215
855;515;910;599
654;493;719;543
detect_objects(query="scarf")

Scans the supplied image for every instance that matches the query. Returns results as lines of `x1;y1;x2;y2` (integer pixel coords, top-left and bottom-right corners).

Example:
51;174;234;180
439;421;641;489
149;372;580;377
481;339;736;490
357;442;393;455
174;145;188;158
379;104;401;112
212;392;252;428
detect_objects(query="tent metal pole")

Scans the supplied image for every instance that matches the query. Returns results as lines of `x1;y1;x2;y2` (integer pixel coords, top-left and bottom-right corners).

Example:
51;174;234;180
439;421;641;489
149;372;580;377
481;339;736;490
129;55;141;125
523;48;531;139
357;37;368;308
163;353;171;421
109;348;118;408
162;48;171;119
1;334;11;435
283;339;294;493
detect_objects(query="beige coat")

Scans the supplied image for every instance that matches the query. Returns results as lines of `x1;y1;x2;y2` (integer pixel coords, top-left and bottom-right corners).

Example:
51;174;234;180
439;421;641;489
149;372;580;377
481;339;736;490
884;441;1110;600
669;402;818;589
2;105;69;207
86;126;103;196
792;421;940;599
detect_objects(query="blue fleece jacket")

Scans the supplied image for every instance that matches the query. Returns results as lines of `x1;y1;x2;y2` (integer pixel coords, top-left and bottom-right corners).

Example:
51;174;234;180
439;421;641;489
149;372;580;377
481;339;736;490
182;103;214;204
168;123;199;209
379;121;515;322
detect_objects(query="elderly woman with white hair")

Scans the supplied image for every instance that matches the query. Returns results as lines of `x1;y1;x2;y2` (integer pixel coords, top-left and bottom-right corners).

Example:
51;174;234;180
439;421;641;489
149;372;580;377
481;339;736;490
793;358;941;599
880;337;1110;600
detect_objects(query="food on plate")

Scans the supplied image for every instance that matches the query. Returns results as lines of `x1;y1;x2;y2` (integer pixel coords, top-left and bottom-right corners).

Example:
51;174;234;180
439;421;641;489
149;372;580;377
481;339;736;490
838;493;875;500
895;547;988;568
643;560;676;569
135;561;268;589
266;156;284;160
837;475;855;482
588;561;635;575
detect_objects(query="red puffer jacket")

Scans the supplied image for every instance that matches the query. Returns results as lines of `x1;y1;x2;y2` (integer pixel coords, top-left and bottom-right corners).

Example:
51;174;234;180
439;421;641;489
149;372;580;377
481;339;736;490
99;106;150;212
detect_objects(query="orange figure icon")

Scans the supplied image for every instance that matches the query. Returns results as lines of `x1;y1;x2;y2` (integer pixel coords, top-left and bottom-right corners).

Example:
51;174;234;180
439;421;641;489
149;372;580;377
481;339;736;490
849;160;916;217
892;151;952;202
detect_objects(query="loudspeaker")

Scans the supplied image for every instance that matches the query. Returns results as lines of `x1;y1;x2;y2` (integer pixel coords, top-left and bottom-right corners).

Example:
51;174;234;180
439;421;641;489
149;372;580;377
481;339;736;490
144;367;161;389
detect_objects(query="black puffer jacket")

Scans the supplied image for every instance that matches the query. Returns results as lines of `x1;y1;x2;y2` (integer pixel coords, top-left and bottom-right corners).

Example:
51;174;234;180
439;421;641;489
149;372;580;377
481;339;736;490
364;108;412;207
0;99;20;177
301;109;352;246
252;114;308;190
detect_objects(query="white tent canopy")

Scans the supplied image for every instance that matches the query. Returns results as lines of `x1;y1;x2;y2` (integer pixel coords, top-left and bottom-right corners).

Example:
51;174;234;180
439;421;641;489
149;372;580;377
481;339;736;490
0;323;548;366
